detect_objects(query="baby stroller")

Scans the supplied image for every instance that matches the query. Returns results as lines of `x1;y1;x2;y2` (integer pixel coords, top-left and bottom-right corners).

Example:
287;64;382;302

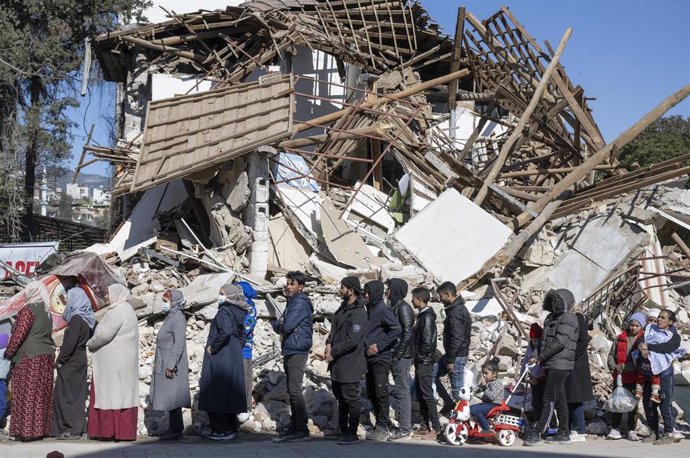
444;364;533;447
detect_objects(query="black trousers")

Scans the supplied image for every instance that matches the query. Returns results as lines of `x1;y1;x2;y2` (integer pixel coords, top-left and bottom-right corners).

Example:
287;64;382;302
284;353;309;432
532;369;570;436
208;412;239;434
332;381;362;435
169;407;184;434
366;361;391;428
530;381;545;422
415;363;441;431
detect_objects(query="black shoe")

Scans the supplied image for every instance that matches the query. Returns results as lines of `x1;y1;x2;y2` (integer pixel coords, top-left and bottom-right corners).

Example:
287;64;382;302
388;430;412;441
158;431;182;441
523;433;544;446
273;426;297;442
546;433;572;445
338;433;360;445
55;432;81;441
286;430;311;442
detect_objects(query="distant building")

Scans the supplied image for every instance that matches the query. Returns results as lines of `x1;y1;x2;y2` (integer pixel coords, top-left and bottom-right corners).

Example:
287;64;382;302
66;183;90;201
92;187;112;204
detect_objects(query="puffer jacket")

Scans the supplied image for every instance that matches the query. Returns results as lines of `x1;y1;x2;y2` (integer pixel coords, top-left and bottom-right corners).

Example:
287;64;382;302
539;289;579;371
273;291;314;355
389;279;414;359
412;307;437;365
442;296;471;362
364;281;401;365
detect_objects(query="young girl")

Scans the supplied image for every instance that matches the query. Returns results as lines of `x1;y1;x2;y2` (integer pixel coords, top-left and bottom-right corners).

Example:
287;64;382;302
521;323;545;422
470;358;504;434
606;312;645;441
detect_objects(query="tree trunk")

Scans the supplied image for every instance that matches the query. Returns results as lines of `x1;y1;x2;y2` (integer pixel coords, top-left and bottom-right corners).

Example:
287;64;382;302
23;76;41;237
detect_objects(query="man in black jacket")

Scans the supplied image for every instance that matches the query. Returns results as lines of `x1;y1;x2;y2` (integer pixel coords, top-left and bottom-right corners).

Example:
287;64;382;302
411;287;442;440
386;278;414;441
363;280;401;441
435;281;471;415
326;276;368;445
272;271;314;442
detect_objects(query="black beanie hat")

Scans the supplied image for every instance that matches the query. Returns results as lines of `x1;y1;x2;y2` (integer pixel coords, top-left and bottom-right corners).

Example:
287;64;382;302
341;276;361;294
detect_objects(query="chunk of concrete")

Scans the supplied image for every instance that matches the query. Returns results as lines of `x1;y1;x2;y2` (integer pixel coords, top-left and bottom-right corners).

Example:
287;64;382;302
393;188;512;285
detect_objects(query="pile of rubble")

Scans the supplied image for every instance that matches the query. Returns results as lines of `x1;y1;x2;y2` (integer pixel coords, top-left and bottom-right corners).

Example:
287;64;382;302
2;0;690;437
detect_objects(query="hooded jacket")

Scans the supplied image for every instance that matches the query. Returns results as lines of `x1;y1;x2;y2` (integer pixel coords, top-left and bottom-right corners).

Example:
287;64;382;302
389;279;414;359
442;296;471;362
363;281;401;365
539;289;579;371
327;296;368;383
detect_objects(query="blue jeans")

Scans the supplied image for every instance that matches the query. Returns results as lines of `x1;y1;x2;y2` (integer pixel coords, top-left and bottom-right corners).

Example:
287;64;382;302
0;380;6;420
470;402;499;430
568;402;585;434
643;369;674;438
434;356;467;407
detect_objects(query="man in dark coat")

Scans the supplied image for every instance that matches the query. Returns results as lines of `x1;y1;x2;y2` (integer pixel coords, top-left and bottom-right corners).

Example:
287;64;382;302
386;278;415;441
150;289;191;440
199;284;248;441
564;309;594;441
326;276;368;445
523;289;579;447
363;280;401;441
435;281;471;415
272;271;314;442
411;287;442;440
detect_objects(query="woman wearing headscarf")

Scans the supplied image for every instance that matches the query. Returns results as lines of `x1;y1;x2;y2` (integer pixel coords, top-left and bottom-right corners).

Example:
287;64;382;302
198;283;248;441
149;289;190;440
87;283;139;441
4;281;55;441
52;281;96;439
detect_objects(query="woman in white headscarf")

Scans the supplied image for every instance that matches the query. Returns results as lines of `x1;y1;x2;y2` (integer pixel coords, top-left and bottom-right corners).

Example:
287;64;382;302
4;281;55;441
86;283;139;441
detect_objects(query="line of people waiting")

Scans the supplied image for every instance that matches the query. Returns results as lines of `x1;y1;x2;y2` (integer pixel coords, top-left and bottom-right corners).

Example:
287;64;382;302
0;272;685;446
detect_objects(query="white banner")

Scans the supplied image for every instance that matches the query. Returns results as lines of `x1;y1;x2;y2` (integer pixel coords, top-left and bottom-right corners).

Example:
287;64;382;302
0;241;59;278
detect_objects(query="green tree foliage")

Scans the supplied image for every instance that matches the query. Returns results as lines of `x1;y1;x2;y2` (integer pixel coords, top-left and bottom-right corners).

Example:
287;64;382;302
57;193;74;221
0;0;150;240
618;115;690;169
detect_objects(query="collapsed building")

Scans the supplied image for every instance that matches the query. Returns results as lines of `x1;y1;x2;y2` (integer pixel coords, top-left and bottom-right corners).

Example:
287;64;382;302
2;0;690;437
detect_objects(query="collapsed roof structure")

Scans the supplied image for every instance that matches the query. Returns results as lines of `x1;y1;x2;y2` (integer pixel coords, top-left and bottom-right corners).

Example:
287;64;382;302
74;0;690;341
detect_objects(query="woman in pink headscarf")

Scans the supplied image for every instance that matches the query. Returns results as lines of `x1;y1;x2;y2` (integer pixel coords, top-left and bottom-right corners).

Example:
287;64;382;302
4;281;56;441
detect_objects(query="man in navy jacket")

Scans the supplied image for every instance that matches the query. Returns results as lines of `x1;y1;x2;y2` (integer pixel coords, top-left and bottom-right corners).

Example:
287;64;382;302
272;271;314;442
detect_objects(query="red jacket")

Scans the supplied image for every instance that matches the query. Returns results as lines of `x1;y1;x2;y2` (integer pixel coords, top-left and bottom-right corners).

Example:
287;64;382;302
613;329;644;385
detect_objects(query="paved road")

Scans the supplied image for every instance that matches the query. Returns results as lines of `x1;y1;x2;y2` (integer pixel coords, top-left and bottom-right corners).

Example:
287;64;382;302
2;434;689;458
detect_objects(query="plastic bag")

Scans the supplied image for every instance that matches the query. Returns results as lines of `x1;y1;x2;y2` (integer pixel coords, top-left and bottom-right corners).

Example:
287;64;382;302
605;375;638;413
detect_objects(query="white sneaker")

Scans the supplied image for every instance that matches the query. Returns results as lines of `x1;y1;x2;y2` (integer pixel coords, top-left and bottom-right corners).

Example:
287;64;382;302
607;428;622;440
569;432;586;442
672;429;683;442
627;431;640;441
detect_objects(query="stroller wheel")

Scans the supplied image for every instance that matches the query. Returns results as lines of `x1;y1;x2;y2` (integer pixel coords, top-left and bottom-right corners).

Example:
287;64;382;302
497;429;516;447
444;422;468;446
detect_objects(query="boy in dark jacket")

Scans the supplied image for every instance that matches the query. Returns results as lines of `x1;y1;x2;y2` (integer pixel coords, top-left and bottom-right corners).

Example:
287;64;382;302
272;271;314;442
387;278;415;441
326;276;369;445
435;281;471;415
363;280;401;441
523;289;579;447
411;287;442;440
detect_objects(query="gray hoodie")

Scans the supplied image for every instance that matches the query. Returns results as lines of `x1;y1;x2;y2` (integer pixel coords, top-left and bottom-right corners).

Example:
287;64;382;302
539;289;579;371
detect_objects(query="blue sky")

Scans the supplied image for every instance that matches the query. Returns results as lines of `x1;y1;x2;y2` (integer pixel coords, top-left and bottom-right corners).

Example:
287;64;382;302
67;0;690;176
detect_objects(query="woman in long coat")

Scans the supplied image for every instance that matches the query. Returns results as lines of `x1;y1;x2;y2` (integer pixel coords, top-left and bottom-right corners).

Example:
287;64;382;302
564;310;594;441
198;284;248;441
87;284;139;441
52;283;95;439
4;282;55;441
150;289;190;440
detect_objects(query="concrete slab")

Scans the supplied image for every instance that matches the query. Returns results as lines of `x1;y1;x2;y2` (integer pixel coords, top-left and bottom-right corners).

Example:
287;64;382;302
268;213;312;270
393;188;512;285
343;181;396;234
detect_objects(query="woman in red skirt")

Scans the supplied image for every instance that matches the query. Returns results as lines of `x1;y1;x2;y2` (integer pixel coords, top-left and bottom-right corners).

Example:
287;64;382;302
87;284;139;441
5;282;55;441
